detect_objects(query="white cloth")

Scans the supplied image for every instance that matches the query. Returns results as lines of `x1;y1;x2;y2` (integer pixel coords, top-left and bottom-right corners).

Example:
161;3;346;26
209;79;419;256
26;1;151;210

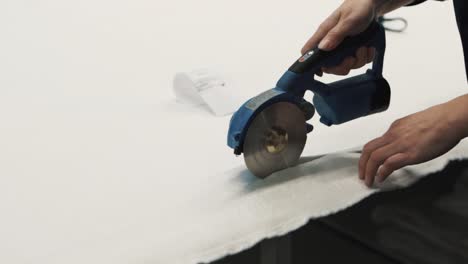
0;0;466;264
173;143;468;264
0;97;466;264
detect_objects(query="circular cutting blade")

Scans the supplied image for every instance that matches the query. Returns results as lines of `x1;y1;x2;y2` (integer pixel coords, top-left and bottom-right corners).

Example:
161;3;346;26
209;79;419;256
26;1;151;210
243;102;307;178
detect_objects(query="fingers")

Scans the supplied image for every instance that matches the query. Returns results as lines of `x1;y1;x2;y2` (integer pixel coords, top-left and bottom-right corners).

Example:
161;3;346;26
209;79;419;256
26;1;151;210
322;56;356;75
366;47;375;64
364;143;404;187
321;47;375;76
375;153;412;183
302;12;340;54
318;19;355;51
360;132;415;187
359;136;392;179
352;47;368;69
302;10;375;75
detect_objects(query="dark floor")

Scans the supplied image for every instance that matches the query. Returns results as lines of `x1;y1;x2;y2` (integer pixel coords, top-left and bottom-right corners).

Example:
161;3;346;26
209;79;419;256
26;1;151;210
212;159;468;264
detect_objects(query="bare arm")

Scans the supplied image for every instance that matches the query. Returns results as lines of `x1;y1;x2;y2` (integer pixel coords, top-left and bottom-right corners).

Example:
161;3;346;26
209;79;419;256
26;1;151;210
375;0;416;16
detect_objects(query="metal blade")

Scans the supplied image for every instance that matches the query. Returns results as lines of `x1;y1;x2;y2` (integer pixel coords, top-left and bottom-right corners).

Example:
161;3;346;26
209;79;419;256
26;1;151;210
243;102;307;178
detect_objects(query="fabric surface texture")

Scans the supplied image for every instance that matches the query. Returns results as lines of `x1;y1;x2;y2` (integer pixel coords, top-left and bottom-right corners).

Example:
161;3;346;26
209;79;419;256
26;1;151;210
0;0;466;263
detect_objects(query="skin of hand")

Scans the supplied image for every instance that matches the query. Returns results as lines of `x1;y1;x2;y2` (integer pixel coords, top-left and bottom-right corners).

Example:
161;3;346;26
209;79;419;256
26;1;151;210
301;0;414;75
359;94;468;187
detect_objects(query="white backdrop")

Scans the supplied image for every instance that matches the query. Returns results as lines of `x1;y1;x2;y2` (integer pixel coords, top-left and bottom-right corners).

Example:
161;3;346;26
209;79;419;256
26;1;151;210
0;0;466;263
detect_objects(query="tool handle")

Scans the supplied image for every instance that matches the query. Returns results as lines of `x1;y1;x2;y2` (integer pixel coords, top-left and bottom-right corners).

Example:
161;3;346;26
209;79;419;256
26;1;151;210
289;21;385;76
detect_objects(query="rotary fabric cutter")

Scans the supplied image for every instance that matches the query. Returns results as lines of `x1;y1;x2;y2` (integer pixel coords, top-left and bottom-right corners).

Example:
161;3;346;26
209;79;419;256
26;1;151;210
227;21;391;178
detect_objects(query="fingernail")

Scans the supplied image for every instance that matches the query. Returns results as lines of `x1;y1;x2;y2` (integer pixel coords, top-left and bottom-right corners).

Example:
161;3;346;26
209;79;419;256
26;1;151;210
319;39;331;50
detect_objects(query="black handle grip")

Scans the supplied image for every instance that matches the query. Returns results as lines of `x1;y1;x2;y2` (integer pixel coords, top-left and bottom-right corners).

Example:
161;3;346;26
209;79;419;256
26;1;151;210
289;21;386;75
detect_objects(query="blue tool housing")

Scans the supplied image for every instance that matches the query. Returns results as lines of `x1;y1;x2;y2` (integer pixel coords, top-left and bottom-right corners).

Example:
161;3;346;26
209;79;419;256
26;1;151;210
228;21;391;155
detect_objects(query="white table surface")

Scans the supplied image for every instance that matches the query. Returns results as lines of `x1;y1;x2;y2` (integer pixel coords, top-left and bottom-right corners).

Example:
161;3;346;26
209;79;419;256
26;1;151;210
0;0;466;263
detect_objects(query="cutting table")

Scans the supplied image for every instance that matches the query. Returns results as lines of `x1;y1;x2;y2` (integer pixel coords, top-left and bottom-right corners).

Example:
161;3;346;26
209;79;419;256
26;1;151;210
0;0;466;263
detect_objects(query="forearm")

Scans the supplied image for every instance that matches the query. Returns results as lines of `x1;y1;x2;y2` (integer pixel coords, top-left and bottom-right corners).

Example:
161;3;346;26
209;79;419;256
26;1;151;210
448;94;468;139
374;0;416;16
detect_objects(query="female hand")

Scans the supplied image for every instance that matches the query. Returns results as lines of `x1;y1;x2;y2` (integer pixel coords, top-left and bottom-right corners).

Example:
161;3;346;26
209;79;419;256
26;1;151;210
301;0;378;75
302;0;415;75
359;95;468;187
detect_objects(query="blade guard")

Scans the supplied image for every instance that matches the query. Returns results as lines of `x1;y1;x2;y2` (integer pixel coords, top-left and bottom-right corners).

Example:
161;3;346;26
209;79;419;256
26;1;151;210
227;88;310;155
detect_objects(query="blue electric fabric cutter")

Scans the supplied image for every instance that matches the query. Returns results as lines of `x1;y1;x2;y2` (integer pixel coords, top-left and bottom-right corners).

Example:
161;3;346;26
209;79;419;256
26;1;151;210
227;21;391;178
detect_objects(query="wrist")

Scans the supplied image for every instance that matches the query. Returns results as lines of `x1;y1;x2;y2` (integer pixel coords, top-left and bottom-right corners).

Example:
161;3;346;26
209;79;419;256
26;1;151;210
447;94;468;139
372;0;415;16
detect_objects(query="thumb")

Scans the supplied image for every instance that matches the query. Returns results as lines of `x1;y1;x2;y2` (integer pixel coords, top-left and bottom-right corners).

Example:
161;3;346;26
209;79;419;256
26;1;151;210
318;20;354;51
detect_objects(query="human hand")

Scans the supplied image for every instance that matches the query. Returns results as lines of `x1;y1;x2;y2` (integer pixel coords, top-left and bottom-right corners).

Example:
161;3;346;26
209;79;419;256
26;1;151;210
359;95;468;187
301;0;378;75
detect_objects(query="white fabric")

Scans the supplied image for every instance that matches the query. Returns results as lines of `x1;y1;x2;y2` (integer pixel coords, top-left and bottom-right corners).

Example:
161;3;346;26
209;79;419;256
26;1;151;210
0;0;467;264
176;143;468;264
